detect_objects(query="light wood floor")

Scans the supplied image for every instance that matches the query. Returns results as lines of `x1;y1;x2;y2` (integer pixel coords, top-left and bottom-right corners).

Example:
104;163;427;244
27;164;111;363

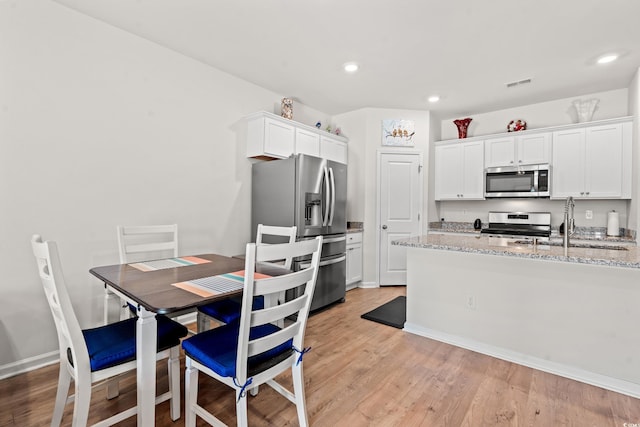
2;286;640;426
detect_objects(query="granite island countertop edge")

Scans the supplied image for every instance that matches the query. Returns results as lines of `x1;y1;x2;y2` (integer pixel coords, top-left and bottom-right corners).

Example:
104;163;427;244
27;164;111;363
393;234;640;269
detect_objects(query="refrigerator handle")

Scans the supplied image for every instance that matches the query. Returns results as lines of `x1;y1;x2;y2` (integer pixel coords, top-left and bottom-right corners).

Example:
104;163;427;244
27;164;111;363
299;254;346;269
322;166;330;226
323;235;346;244
328;167;336;226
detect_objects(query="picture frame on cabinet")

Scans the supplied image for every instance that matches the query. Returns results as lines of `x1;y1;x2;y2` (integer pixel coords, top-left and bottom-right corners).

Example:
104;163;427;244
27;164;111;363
382;119;415;146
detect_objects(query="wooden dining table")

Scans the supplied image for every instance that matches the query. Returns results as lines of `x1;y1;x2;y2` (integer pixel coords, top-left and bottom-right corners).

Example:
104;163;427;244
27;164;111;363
90;253;286;426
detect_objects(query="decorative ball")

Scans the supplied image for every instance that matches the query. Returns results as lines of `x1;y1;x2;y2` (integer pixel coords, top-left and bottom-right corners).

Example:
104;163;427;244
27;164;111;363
507;119;527;132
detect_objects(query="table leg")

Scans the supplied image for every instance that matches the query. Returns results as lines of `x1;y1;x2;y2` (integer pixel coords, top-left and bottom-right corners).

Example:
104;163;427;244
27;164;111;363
136;306;157;426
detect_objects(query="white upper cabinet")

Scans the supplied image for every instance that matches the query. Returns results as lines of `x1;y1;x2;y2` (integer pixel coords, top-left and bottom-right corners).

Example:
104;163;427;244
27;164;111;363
484;136;515;167
295;128;320;157
246;115;295;159
434;117;632;202
552;121;631;199
320;135;348;164
435;140;484;200
246;111;348;163
484;132;551;168
517;133;551;165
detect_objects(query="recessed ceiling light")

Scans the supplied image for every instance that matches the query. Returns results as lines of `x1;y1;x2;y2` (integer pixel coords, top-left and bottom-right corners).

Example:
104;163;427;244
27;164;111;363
343;62;359;73
428;95;440;103
597;54;618;64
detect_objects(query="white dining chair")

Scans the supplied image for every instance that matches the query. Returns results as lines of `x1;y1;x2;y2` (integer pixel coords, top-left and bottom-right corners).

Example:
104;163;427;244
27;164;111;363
182;236;322;427
196;224;297;332
31;234;188;427
116;224;179;264
104;224;178;323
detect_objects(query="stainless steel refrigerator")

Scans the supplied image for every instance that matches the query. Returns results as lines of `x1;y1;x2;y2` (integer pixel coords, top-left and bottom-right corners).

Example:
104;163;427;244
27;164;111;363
251;154;347;311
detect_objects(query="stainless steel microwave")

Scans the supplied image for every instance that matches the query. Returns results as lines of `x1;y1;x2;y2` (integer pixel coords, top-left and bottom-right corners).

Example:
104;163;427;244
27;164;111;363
484;164;550;198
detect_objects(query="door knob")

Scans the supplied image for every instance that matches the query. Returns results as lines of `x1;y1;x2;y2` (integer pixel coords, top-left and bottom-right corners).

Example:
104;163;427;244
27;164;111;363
382;225;388;230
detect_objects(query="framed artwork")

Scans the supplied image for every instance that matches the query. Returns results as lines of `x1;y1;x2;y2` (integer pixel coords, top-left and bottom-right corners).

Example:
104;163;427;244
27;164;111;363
382;119;415;146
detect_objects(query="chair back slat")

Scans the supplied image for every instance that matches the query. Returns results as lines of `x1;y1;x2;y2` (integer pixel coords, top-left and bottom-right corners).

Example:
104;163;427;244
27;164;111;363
31;235;90;376
253;269;314;296
250;296;307;327
256;224;297;269
235;236;322;382
117;224;178;263
248;324;300;357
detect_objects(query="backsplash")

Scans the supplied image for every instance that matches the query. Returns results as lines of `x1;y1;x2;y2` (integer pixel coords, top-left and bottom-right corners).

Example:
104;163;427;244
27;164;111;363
436;199;629;230
429;221;483;233
428;221;636;242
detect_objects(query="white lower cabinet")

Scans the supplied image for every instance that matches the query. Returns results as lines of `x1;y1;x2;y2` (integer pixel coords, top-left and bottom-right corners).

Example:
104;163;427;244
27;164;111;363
346;232;362;289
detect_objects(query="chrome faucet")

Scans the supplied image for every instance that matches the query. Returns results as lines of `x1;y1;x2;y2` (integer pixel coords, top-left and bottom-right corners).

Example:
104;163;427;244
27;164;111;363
563;196;575;255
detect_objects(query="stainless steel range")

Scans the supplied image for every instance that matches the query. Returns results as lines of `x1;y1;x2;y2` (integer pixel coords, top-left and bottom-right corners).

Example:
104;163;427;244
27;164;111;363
481;211;552;241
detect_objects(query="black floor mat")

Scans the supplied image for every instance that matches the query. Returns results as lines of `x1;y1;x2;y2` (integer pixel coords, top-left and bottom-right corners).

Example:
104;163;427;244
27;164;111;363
360;296;406;329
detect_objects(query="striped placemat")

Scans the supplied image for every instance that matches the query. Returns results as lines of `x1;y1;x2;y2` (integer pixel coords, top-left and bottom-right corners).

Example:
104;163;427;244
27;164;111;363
129;256;211;272
172;270;271;297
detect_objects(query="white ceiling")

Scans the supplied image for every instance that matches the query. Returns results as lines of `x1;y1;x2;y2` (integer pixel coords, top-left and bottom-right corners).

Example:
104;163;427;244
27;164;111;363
53;0;640;119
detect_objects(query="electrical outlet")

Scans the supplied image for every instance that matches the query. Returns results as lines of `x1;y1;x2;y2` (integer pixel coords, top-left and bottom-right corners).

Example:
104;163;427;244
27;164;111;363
466;295;476;310
585;210;593;220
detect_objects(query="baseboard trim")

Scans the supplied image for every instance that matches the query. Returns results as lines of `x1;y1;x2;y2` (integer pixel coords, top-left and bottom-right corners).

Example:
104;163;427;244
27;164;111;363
358;281;379;289
0;350;59;380
403;322;640;399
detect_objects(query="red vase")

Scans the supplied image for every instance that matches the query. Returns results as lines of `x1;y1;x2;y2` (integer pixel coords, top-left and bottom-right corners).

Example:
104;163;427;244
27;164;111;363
453;118;472;139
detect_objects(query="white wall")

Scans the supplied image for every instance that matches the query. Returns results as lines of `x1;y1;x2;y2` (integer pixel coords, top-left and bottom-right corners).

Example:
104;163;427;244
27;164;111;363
332;109;367;222
0;0;330;374
628;68;640;232
334;108;430;286
440;89;629;141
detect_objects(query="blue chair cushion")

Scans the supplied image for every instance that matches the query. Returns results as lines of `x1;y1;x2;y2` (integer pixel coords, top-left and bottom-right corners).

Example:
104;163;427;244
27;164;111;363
198;296;265;325
182;322;292;378
81;315;188;372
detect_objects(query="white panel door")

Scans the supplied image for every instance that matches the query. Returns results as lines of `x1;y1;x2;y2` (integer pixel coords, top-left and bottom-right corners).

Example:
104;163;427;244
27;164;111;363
379;152;422;286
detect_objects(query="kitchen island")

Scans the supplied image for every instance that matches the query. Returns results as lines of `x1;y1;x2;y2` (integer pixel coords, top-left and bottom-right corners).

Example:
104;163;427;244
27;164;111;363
393;233;640;398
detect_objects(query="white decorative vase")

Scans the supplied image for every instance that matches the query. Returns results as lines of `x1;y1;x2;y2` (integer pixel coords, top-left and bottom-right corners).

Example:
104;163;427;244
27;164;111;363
573;98;599;123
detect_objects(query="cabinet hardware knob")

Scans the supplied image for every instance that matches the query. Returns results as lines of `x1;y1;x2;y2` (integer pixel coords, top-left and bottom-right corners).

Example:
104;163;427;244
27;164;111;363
382;225;388;230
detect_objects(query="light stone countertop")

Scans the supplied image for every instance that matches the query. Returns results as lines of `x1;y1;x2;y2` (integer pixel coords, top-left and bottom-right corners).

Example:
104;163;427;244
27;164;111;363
393;233;640;269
